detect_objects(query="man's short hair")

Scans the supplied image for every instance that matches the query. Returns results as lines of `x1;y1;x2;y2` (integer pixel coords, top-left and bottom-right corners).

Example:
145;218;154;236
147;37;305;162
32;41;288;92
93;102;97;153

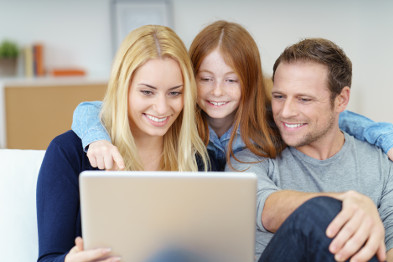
272;38;352;102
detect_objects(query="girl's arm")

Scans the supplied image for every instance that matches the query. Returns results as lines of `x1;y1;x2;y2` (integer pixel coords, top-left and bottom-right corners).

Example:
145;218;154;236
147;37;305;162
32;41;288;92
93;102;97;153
71;101;124;170
71;101;111;151
339;110;393;160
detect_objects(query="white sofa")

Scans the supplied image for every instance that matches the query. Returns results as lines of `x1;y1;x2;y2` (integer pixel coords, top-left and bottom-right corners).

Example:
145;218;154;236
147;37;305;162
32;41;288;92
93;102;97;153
0;149;46;261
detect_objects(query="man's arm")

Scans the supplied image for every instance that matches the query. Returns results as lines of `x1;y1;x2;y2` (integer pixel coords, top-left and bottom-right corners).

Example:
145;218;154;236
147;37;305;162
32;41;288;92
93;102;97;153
228;149;385;261
262;190;332;232
378;160;393;261
263;189;386;262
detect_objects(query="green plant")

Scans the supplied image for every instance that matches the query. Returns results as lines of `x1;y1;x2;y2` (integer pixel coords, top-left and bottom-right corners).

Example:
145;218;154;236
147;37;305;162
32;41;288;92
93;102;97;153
0;40;19;58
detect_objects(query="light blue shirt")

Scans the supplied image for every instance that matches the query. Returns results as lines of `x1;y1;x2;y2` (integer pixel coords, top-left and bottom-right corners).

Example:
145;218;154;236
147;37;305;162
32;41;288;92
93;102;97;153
72;101;110;150
207;125;245;170
339;110;393;153
71;101;393;157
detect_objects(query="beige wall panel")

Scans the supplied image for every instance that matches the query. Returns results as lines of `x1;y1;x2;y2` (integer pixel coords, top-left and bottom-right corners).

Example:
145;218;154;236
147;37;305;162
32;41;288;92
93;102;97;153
5;84;106;149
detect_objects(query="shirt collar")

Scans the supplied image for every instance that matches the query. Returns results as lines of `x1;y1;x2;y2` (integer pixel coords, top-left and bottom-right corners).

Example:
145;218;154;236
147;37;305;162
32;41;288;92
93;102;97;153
208;125;245;153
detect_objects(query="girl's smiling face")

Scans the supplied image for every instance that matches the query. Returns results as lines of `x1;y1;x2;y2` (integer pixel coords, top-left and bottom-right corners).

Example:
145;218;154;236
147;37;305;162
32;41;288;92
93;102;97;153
196;48;241;125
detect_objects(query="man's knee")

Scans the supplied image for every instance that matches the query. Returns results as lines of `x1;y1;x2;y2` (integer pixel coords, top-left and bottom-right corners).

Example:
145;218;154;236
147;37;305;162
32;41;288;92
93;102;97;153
288;196;342;233
299;196;342;218
261;197;342;262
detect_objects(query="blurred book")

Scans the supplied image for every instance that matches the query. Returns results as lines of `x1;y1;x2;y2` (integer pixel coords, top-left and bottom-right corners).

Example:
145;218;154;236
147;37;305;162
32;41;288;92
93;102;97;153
23;43;87;78
24;43;45;77
24;45;33;77
33;44;44;76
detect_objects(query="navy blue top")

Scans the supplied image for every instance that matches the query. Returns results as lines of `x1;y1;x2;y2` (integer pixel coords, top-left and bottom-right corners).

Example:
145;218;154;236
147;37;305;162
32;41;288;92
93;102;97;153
36;130;215;262
36;131;97;262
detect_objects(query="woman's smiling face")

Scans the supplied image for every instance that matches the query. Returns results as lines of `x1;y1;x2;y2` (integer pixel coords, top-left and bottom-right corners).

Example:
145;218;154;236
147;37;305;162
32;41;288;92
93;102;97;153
128;57;184;139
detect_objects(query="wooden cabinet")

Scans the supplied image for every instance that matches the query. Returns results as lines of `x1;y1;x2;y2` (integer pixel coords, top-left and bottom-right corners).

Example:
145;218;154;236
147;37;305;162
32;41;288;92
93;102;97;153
1;78;107;149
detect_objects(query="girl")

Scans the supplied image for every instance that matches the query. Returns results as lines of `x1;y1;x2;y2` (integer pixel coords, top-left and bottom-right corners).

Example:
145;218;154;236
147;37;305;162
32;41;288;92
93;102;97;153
36;25;209;262
71;20;393;172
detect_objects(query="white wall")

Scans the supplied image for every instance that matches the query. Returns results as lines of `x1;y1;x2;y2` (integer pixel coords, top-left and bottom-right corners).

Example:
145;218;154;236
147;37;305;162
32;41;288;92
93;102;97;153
0;0;112;76
0;0;392;123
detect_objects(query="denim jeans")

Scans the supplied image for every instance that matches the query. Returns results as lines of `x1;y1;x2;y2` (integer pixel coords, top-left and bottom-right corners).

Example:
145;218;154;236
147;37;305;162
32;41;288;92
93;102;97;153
259;196;379;262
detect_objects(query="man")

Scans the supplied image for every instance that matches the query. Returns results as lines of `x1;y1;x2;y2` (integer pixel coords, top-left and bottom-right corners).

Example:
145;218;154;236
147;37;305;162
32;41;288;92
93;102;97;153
229;38;393;262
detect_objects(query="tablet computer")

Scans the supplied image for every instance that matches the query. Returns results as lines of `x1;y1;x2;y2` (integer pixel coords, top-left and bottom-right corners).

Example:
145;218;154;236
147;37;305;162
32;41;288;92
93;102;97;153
79;171;257;262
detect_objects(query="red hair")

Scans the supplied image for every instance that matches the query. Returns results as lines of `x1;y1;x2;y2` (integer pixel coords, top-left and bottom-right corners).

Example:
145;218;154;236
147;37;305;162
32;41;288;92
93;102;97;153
189;20;284;169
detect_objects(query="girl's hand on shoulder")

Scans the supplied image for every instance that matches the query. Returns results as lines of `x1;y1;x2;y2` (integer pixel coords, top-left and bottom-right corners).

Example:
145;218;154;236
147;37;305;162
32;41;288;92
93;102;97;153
65;237;121;262
388;147;393;161
87;140;125;170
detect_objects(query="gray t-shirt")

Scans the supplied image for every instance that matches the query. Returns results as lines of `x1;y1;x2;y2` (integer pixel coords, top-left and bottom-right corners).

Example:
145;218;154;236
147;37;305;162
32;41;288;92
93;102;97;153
228;132;393;258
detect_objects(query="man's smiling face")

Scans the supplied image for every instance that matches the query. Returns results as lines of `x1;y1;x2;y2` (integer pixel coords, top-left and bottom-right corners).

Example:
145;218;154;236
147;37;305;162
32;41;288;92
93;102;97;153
271;61;336;150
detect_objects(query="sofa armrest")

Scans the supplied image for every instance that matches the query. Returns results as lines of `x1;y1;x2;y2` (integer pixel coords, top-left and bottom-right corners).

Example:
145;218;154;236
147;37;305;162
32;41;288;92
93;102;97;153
0;149;45;261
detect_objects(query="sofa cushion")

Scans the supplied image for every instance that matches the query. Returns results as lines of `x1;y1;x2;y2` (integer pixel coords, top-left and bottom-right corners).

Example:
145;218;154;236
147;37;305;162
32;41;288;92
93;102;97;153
0;149;45;261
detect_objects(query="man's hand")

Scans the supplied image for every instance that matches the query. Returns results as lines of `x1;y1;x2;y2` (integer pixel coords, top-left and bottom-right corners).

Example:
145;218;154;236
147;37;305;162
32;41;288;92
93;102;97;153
65;237;120;262
387;248;393;262
87;140;125;170
388;147;393;162
326;191;386;262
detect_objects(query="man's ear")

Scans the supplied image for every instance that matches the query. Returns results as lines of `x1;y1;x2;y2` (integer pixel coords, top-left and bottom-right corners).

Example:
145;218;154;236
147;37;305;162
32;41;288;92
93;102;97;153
335;86;350;113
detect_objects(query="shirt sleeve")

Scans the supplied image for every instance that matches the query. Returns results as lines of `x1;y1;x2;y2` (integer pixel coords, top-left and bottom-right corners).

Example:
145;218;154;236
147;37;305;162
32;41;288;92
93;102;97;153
339;110;393;154
226;149;279;232
71;101;111;151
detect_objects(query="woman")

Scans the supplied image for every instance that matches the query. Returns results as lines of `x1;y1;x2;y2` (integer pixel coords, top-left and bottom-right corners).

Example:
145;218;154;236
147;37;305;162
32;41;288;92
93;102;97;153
36;25;210;262
71;20;393;171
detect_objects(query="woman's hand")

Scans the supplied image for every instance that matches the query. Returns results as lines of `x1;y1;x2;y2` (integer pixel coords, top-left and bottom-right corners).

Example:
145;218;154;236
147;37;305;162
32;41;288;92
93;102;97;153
87;140;125;170
65;237;120;262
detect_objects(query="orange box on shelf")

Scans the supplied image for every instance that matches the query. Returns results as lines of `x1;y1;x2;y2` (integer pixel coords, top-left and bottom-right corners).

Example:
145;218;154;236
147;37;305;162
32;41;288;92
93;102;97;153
51;68;86;77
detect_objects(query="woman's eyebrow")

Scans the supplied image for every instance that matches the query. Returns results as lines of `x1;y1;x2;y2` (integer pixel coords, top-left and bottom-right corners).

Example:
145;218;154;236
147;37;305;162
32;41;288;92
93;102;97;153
138;83;183;90
169;85;183;90
138;83;157;89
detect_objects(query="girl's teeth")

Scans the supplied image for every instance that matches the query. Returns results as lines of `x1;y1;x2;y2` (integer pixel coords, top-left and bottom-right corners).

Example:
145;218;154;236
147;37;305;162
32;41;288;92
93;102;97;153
211;101;226;106
146;115;167;122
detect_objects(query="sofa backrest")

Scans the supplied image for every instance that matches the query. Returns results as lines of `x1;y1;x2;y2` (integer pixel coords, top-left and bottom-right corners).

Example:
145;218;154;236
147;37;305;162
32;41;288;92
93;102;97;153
0;149;45;261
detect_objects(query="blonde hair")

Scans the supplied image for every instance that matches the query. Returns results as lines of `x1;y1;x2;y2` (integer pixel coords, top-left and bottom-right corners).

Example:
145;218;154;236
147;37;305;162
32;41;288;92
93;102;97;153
101;25;209;171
